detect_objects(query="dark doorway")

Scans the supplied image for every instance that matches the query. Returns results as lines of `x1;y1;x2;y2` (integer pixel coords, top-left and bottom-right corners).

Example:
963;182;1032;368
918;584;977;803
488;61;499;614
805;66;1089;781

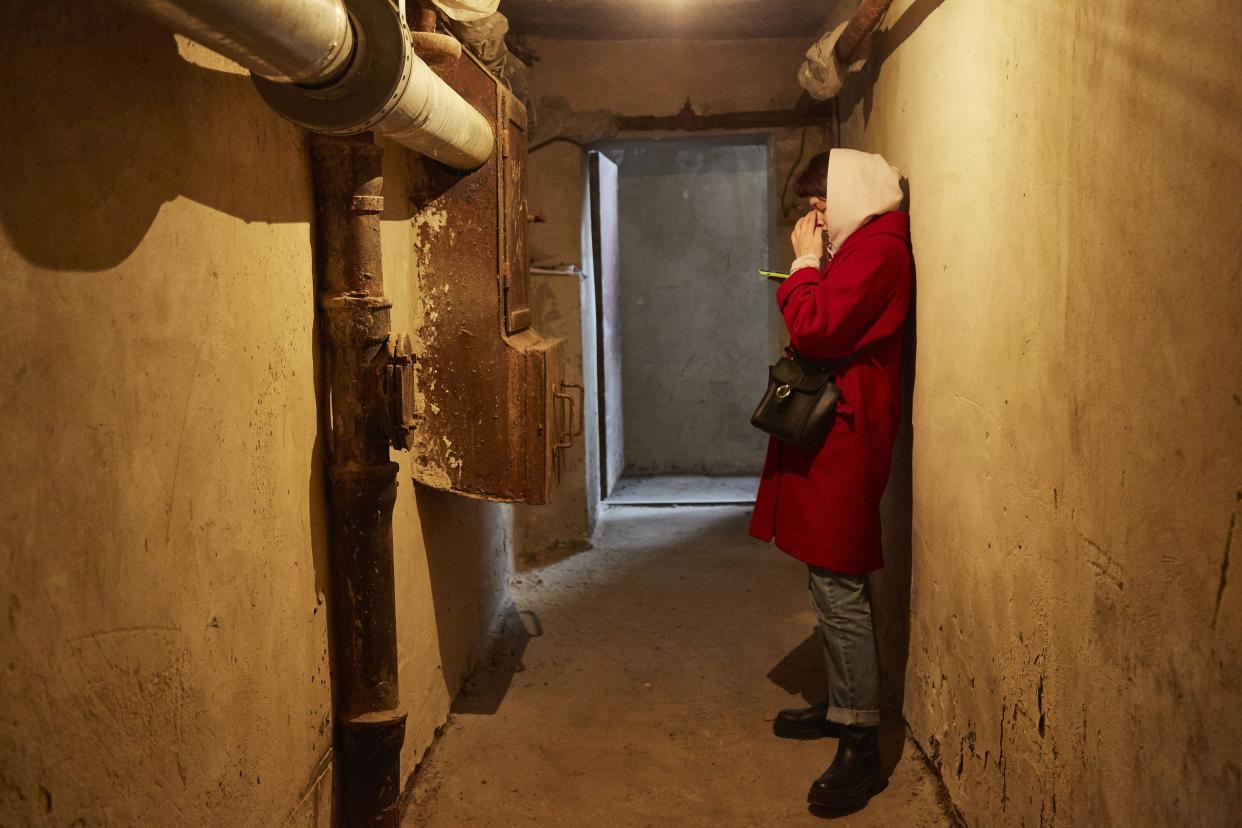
589;137;778;504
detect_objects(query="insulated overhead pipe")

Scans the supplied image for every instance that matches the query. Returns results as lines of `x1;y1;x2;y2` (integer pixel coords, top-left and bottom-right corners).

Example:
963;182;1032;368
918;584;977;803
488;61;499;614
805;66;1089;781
120;0;494;169
116;0;356;84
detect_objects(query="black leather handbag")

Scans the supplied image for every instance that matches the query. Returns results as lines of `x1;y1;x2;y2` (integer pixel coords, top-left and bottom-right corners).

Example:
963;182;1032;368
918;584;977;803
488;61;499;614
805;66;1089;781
750;345;875;451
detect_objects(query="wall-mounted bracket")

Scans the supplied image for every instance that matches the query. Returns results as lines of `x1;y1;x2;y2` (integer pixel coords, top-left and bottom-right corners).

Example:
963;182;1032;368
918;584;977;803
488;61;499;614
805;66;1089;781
383;333;418;451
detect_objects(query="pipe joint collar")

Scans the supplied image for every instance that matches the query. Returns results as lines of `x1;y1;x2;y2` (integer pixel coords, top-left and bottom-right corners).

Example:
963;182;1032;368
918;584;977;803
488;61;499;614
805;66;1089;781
253;0;494;169
254;0;410;134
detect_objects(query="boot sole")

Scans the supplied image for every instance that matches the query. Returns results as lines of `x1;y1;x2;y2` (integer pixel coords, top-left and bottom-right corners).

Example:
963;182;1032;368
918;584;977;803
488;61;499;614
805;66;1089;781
806;774;888;810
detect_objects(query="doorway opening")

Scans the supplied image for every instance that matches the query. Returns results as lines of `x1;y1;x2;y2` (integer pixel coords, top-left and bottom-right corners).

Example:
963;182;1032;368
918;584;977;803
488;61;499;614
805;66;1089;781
587;136;781;507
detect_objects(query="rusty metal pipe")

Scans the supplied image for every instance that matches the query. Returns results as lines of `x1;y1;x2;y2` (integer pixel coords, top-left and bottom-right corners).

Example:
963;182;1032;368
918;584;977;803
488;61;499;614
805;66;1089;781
415;0;439;33
835;0;896;64
311;133;406;828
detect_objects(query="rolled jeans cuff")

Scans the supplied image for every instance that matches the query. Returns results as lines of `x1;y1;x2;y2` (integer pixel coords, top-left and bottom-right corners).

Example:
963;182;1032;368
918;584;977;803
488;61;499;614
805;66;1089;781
826;705;881;727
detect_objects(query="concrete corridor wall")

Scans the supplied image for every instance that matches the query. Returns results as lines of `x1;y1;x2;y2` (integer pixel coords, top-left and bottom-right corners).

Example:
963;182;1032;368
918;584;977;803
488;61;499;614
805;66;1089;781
0;3;510;824
847;1;1242;825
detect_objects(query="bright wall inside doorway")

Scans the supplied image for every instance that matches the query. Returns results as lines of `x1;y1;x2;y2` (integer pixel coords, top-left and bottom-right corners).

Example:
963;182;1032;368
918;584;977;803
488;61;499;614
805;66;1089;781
606;137;778;475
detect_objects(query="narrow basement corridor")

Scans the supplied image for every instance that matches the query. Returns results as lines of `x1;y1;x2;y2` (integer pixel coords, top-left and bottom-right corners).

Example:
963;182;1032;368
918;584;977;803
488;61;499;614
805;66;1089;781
406;505;950;826
4;1;1240;826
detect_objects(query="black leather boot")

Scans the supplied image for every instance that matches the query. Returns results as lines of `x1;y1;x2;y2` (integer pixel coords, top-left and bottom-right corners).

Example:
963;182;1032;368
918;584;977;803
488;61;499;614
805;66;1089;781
806;725;887;810
773;700;845;740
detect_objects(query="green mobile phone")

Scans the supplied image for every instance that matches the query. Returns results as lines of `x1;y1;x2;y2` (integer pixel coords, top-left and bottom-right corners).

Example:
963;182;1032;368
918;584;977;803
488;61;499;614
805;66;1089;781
758;269;790;282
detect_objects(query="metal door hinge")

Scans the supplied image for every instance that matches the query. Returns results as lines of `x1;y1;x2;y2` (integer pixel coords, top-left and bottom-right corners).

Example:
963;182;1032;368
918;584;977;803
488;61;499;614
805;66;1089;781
384;333;418;451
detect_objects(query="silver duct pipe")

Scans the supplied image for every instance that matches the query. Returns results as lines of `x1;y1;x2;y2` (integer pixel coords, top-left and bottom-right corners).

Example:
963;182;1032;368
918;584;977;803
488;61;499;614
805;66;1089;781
119;0;355;84
122;0;495;170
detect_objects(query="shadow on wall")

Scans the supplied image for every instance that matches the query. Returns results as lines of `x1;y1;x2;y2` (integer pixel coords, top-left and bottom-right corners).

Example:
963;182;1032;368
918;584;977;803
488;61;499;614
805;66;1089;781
872;346;915;719
871;173;918;732
838;0;948;126
0;2;313;272
306;263;339;824
414;486;514;705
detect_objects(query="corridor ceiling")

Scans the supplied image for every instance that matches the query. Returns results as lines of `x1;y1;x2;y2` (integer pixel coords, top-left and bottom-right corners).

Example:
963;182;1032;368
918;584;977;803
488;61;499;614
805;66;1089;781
501;0;844;40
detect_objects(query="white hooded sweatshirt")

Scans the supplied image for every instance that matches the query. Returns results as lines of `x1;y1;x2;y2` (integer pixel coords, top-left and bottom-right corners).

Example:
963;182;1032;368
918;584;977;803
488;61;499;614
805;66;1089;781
790;148;904;273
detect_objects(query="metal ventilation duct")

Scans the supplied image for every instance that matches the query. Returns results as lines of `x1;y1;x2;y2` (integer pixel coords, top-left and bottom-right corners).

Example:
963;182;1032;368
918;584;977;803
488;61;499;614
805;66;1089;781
120;0;495;169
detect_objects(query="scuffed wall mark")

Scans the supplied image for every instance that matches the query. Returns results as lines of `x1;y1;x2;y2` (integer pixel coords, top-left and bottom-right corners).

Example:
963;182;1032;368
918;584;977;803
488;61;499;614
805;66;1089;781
1037;673;1046;738
60;625;193;772
285;747;333;826
165;352;202;544
1079;705;1089;771
955;729;979;779
951;391;1002;430
67;624;182;644
998;701;1009;813
1082;535;1125;592
1211;504;1237;629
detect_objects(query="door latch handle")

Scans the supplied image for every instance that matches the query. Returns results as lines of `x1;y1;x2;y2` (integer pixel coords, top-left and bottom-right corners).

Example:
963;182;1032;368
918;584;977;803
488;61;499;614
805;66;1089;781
561;382;585;438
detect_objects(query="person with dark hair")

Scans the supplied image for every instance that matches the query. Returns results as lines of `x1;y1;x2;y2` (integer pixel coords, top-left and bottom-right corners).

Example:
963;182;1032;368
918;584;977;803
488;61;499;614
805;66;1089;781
750;148;913;811
793;150;832;206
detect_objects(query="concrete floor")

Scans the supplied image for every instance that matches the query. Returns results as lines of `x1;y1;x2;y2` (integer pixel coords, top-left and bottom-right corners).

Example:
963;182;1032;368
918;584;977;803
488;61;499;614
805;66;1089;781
404;506;951;827
607;475;760;505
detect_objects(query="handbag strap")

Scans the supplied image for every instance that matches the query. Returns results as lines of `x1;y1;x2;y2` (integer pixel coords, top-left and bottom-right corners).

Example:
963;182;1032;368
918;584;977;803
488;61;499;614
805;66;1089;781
791;338;881;375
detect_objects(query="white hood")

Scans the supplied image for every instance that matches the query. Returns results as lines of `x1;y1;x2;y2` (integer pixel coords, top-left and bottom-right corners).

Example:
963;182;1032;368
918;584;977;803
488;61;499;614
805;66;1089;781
824;149;904;256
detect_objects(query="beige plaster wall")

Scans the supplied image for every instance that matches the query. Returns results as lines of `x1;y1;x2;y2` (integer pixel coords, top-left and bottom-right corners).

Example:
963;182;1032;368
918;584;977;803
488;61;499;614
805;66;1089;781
0;3;510;823
841;1;1242;824
0;5;334;825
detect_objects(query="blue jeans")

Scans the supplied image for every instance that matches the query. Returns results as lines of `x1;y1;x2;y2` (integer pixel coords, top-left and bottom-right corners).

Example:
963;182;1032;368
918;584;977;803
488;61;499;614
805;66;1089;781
808;565;881;727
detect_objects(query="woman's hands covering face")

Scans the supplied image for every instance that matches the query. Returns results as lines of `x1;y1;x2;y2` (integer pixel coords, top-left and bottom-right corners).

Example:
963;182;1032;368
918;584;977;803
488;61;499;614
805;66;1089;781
791;210;825;261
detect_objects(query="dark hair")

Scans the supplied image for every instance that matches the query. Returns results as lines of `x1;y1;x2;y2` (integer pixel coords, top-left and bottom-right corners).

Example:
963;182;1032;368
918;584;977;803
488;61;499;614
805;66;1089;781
793;152;829;200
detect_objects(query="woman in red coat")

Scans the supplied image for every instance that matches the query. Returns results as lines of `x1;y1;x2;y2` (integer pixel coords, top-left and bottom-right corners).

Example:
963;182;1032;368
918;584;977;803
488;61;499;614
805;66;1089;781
749;148;912;810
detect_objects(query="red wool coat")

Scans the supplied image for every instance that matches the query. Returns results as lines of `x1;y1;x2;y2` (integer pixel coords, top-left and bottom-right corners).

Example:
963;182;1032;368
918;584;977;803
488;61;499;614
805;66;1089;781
749;211;913;574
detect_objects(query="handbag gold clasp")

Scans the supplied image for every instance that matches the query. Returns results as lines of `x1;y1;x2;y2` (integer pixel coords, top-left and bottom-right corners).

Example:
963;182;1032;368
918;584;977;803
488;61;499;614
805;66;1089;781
775;384;792;400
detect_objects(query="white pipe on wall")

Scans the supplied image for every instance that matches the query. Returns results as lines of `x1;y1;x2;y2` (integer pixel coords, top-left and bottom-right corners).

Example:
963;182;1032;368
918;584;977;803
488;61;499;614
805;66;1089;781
377;57;496;169
119;0;355;84
122;0;495;170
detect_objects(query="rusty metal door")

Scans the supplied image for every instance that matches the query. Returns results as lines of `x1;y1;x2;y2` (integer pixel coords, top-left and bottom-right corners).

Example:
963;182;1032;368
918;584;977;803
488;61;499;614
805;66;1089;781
589;151;624;499
407;52;567;503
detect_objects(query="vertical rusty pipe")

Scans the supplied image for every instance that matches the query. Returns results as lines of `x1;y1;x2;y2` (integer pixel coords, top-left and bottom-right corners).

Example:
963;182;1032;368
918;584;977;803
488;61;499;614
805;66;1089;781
835;0;896;64
414;0;438;33
311;132;406;828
